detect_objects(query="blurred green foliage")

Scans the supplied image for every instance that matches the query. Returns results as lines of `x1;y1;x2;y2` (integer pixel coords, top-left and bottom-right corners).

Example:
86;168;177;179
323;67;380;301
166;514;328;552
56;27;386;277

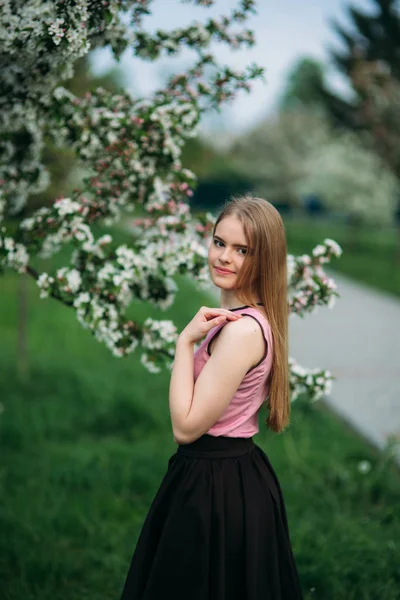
181;137;257;211
279;57;327;113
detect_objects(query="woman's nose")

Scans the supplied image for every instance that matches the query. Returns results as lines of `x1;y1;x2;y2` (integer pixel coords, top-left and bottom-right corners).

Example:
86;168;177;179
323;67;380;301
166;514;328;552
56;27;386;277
220;247;232;261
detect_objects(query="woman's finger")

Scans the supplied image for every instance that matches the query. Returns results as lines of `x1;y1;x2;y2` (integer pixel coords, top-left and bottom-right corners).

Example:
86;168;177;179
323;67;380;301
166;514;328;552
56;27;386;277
201;306;242;319
208;315;227;327
205;312;241;323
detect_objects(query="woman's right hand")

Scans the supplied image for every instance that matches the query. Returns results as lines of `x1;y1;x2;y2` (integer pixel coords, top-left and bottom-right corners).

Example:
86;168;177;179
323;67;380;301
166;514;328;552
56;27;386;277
179;306;242;345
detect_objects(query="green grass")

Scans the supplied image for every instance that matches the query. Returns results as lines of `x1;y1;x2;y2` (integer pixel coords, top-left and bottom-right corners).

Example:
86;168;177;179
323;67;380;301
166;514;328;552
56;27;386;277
284;216;400;298
0;223;399;599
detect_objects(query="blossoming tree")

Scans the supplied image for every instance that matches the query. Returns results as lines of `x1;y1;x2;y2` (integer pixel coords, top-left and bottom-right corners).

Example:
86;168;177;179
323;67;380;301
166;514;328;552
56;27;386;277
0;0;342;403
230;109;398;226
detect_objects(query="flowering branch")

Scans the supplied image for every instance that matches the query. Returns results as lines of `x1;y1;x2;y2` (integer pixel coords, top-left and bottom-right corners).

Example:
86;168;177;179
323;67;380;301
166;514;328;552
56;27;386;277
0;0;341;402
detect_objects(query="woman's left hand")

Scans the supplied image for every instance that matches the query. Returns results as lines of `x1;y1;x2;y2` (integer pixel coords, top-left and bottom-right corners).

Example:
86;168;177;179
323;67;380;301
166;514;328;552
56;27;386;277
179;305;242;345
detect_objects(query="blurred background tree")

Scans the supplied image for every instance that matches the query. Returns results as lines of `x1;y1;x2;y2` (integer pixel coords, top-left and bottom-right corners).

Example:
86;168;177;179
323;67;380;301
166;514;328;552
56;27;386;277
322;0;400;258
322;0;400;132
181;137;256;212
172;2;400;237
227;110;322;213
293;121;398;234
279;57;328;114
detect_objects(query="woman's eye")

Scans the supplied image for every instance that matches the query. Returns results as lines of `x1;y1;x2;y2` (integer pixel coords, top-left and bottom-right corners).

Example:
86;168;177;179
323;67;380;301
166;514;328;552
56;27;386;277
213;239;246;254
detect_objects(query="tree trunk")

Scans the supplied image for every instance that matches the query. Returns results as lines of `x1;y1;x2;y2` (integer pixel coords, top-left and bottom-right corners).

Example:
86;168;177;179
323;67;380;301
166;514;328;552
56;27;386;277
347;212;363;252
17;273;30;382
397;225;400;266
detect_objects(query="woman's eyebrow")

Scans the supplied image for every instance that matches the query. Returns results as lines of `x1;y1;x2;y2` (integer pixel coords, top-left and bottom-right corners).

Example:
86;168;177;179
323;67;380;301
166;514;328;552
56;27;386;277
213;234;248;249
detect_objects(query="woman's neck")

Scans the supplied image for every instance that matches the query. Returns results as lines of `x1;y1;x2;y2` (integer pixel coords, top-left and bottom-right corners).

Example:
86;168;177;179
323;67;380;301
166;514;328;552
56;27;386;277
220;291;262;310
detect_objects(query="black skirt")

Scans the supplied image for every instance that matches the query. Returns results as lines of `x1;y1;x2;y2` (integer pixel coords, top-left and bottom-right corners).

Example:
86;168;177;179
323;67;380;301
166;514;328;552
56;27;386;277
120;434;303;600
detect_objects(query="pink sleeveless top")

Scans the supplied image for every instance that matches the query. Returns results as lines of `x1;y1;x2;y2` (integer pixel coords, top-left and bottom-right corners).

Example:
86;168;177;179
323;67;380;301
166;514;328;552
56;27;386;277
193;305;274;438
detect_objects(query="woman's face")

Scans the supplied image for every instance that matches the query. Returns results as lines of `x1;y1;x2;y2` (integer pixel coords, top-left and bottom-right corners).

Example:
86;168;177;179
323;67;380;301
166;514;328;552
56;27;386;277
208;215;249;289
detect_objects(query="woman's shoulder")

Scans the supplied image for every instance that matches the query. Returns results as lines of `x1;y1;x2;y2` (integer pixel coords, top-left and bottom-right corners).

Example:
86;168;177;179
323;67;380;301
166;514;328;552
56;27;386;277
207;313;265;363
218;308;269;345
210;308;271;370
234;306;273;343
234;305;270;325
205;305;271;346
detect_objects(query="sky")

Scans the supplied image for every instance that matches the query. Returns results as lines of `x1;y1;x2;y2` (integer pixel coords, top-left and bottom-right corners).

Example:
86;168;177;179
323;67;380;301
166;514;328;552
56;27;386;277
90;0;372;141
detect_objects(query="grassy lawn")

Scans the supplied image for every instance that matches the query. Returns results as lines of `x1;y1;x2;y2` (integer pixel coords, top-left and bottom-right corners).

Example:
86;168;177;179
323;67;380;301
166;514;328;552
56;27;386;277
0;223;399;599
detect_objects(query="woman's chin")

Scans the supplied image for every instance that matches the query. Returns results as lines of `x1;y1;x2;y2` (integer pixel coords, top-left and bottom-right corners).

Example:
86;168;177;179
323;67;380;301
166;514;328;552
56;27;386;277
211;278;233;290
208;269;236;290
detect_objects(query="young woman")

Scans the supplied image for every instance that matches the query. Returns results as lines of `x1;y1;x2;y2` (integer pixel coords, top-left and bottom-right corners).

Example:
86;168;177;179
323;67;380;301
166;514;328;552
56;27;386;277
120;195;303;600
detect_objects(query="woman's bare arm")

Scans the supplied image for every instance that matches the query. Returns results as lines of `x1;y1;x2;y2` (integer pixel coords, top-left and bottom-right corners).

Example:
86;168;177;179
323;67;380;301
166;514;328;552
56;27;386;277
169;316;264;444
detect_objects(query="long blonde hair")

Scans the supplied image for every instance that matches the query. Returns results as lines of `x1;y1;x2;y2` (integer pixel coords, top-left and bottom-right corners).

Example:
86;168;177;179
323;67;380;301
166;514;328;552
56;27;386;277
213;194;290;433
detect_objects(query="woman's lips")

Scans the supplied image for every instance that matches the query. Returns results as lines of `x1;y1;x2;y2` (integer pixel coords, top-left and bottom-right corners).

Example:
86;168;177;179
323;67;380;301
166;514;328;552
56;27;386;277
215;266;234;275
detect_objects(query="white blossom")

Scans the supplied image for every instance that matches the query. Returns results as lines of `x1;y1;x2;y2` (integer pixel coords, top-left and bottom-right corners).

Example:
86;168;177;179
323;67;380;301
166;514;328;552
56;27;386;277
357;460;372;474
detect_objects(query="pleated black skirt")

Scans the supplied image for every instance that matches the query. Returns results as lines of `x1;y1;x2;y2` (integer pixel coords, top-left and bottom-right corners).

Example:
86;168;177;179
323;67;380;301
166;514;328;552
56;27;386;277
120;434;303;600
